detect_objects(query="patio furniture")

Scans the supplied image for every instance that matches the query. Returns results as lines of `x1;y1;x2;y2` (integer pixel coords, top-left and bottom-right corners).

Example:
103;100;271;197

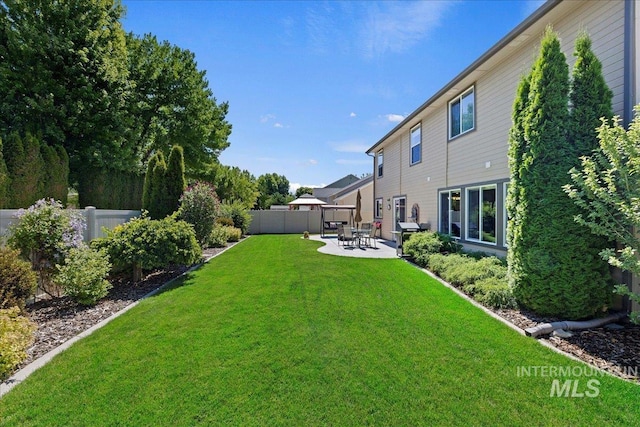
342;226;357;247
362;224;376;248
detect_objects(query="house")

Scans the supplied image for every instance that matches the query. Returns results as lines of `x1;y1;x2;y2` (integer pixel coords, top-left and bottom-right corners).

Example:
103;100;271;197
312;174;361;203
366;0;634;256
329;175;374;223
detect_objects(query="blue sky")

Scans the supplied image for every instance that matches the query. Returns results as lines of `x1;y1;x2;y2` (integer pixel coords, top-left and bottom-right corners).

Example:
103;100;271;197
121;0;545;192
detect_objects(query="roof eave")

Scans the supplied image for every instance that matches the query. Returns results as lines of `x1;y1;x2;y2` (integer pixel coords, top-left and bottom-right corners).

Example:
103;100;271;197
365;0;562;155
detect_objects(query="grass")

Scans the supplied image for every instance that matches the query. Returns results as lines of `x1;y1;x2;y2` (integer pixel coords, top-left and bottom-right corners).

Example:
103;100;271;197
1;235;638;426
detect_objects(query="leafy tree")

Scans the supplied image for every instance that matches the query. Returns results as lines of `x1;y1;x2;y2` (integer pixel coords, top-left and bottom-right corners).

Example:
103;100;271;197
565;111;640;323
295;186;314;198
126;33;232;173
165;145;186;215
192;162;257;209
508;27;609;319
255;173;291;209
0;0;133;186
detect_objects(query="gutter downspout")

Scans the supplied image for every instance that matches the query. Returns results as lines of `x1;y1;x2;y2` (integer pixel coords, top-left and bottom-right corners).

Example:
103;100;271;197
525;312;628;338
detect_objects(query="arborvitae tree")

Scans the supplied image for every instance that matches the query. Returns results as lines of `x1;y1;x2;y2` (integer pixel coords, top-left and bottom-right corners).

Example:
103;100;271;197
41;144;68;204
148;156;168;219
142;152;163;212
509;27;599;318
506;73;531;290
0;137;10;208
4;132;45;207
165;145;186;214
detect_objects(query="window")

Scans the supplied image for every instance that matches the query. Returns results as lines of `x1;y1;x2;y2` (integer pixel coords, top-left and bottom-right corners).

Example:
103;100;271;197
439;190;461;238
375;198;383;219
410;124;421;165
449;86;475;139
466;185;496;244
377;150;383;177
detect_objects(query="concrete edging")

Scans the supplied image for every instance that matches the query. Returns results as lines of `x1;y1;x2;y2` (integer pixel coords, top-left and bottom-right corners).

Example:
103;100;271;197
0;238;246;398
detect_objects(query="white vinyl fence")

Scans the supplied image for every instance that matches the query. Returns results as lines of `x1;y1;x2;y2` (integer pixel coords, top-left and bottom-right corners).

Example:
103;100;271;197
248;209;353;234
0;207;141;242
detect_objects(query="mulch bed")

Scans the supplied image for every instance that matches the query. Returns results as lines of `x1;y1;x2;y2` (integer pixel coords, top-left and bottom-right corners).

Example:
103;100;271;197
12;239;640;385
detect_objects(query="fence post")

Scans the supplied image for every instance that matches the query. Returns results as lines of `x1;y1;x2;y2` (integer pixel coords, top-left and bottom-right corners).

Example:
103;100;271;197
85;206;97;242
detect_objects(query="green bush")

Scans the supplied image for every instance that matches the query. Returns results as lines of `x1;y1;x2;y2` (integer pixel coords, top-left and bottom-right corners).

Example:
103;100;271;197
55;246;111;305
473;278;517;309
220;201;252;234
426;252;515;309
92;215;202;281
0;306;36;380
435;232;463;254
215;217;234;227
176;182;220;246
0;247;37;312
404;232;443;267
7;198;85;296
226;226;242;242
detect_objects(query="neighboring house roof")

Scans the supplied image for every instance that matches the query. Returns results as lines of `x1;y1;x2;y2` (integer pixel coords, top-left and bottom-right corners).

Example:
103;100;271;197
331;175;373;200
366;0;561;154
312;174;363;202
324;174;360;188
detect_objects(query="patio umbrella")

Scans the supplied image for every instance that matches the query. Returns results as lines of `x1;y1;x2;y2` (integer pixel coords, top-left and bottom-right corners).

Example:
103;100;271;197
354;189;362;228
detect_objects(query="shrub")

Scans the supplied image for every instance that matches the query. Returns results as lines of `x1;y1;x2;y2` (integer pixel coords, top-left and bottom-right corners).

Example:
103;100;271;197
404;232;442;267
473;278;517;309
54;246;111;305
226;226;242;242
220;201;252;234
92;215;201;281
7;198;85;296
435;232;463;254
177;182;221;246
215;217;234;227
0;247;37;312
0;307;36;380
209;225;234;248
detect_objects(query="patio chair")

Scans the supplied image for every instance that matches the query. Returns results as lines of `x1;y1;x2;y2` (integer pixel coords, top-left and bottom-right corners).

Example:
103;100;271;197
341;226;357;247
360;223;376;248
337;224;345;243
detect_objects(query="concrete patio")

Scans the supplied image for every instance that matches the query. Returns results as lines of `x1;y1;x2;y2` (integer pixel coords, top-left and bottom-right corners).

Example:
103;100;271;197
309;234;398;258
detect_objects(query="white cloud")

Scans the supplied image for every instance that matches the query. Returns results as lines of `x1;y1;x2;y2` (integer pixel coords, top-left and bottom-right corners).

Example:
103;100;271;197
350;112;357;118
308;159;318;165
260;114;276;123
330;139;369;153
359;1;452;59
384;113;405;123
274;122;284;128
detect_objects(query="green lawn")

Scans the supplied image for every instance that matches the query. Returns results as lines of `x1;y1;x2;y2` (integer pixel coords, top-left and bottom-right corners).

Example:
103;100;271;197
1;235;638;426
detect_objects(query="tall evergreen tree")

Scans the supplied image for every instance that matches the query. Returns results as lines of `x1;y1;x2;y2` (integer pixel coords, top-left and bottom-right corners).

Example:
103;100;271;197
165;145;186;214
142;152;163;212
4;132;45;207
0;137;10;208
510;27;600;318
506;73;531;290
148;155;168;219
41;144;69;204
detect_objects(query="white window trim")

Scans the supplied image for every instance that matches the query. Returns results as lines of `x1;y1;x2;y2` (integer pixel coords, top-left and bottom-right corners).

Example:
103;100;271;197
448;86;475;140
377;150;383;178
410;124;421;165
465;184;497;245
